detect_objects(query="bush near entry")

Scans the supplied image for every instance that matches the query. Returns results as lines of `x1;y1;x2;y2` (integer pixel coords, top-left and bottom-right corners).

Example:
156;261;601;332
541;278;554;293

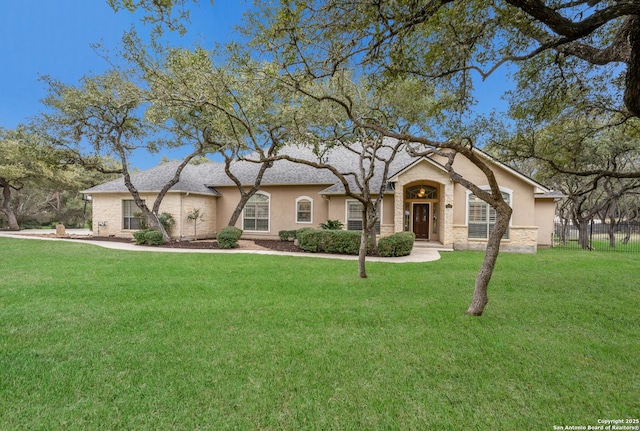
377;232;415;257
217;226;243;249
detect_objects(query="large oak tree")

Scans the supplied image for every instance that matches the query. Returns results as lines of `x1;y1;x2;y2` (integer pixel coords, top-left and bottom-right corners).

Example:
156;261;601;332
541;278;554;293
247;1;523;315
38;69;209;243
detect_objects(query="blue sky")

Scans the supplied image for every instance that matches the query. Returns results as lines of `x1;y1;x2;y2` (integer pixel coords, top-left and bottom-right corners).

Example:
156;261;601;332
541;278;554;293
1;1;511;170
0;0;244;169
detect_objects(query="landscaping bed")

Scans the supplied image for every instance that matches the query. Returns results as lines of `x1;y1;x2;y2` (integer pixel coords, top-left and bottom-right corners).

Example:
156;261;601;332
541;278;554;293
18;232;304;252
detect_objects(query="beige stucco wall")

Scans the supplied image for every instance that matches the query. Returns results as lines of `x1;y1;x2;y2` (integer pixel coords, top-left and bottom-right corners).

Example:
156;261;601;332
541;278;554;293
214;184;331;239
535;198;556;247
396;153;553;252
90;192;217;240
325;194;394;232
214;185;395;240
445;156;537;227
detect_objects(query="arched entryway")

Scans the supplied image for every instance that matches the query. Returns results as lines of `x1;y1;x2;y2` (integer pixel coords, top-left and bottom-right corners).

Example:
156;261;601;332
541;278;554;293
404;183;440;241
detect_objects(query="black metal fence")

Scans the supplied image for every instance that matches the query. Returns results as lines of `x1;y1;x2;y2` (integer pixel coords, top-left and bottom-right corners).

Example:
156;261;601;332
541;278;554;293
553;220;640;252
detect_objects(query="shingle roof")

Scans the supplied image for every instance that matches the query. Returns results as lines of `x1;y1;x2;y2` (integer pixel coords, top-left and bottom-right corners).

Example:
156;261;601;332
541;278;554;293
83;142;557;198
83;161;221;196
205;145;340;186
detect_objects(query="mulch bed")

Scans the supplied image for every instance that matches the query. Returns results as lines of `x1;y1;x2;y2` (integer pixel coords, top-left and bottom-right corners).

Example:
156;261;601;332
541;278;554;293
70;235;303;253
6;233;397;257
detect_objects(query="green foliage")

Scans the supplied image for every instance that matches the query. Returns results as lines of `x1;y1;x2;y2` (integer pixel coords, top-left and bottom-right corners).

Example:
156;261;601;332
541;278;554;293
107;0;197;37
377;232;416;257
186;208;204;223
217;226;243;249
19;220;41;229
133;229;165;245
186;207;205;240
278;230;297;241
295;228;322;252
145;230;165;245
319;219;344;230
133;228;153;245
0;127;64;230
133;211;149;230
158;212;175;235
296;228;363;254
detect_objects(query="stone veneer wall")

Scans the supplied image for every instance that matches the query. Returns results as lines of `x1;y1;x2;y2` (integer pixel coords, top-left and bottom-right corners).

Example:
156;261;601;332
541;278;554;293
380;224;395;237
393;162;454;245
452;225;538;253
91;192;217;240
179;194;217;240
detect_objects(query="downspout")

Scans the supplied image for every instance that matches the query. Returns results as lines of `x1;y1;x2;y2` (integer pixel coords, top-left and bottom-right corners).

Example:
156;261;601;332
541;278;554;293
181;192;190;239
321;194;330;223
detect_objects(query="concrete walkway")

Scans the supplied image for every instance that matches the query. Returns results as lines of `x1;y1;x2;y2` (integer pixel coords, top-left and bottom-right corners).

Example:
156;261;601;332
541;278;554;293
0;229;443;263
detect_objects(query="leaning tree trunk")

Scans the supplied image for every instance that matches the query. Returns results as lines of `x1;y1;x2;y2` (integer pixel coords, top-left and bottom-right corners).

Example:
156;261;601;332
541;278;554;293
145;211;171;243
226;158;274;227
228;191;257;227
466;205;512;316
123;187;171;243
1;207;19;231
1;181;20;231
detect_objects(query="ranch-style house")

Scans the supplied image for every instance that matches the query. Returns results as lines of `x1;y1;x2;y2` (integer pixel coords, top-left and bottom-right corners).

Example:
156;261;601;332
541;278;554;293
84;143;561;253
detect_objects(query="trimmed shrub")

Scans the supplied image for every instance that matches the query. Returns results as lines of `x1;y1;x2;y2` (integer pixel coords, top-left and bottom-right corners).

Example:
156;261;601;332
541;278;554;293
323;230;362;254
278;230;298;241
296;228;362;255
133;228;153;245
145;230;165;246
296;228;323;252
377;232;415;257
133;229;165;245
218;226;243;249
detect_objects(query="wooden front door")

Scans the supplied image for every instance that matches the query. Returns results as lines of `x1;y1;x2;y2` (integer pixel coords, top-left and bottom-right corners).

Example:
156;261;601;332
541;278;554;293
413;203;430;239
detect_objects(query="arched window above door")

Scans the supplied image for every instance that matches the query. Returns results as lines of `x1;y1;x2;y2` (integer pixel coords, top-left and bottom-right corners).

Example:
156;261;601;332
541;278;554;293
405;184;438;200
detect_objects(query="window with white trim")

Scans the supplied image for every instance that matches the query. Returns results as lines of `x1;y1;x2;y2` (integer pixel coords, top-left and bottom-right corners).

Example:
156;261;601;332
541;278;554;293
295;196;313;223
243;193;270;232
346;200;381;234
123;199;144;230
467;191;510;239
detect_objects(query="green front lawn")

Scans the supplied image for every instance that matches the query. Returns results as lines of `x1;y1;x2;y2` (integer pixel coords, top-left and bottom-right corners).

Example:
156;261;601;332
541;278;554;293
1;238;638;430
